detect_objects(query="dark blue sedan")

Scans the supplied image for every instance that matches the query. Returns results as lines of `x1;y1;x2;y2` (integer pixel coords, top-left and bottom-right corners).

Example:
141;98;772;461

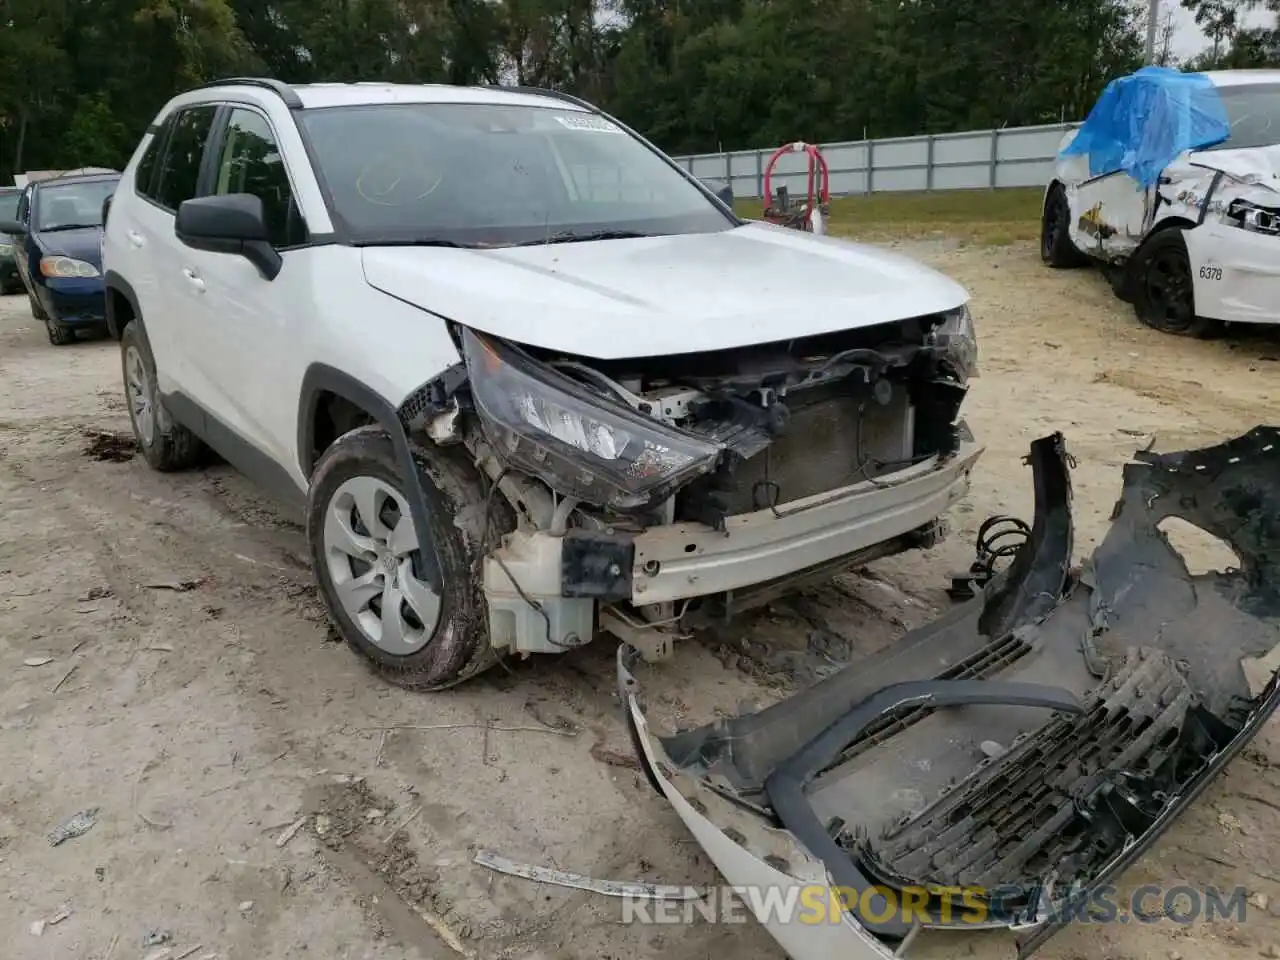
0;170;120;345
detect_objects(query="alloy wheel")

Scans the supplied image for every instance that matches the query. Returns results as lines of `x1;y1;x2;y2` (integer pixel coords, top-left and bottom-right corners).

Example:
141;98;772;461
322;475;441;654
1143;246;1195;333
125;345;155;445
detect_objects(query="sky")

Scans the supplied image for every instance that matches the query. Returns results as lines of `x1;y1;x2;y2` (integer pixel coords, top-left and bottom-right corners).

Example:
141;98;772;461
1169;0;1273;58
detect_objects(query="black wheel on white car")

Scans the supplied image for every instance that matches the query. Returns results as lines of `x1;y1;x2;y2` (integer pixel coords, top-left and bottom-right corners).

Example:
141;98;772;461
1131;229;1221;338
1041;184;1089;268
120;320;205;470
307;427;512;690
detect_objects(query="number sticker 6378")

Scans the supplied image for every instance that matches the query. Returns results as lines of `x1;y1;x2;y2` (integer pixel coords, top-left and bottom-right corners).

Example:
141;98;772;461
1199;265;1224;281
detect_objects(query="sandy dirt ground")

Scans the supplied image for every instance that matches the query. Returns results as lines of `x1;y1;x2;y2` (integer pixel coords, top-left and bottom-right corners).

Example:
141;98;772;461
3;242;1280;960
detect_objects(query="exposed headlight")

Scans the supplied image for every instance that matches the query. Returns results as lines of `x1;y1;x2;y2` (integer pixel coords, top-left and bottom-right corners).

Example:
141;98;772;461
931;304;979;384
40;256;100;279
462;327;723;513
1225;200;1280;235
0;243;13;257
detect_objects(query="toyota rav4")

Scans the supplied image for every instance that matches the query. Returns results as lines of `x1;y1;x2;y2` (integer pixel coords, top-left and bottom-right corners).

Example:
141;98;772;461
102;78;982;689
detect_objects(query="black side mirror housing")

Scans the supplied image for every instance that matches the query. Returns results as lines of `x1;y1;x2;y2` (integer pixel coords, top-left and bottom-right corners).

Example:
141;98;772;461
0;219;25;235
699;178;734;208
176;193;282;280
101;195;113;228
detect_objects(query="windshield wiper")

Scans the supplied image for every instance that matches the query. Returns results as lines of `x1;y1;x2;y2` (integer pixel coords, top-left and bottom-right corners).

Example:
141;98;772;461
350;238;481;248
40;223;101;232
510;229;655;247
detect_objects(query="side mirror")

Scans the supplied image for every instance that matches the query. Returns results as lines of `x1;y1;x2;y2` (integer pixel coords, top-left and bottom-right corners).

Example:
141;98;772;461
699;178;734;208
176;193;281;280
0;219;25;235
101;195;113;227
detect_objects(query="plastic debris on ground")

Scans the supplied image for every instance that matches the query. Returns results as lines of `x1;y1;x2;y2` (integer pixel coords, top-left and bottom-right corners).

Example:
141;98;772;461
29;905;71;936
473;849;704;901
47;808;99;846
1060;66;1231;188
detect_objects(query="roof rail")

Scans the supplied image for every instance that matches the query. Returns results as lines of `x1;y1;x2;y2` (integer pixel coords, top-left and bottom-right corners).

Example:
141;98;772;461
193;77;303;109
46;167;120;182
481;85;597;112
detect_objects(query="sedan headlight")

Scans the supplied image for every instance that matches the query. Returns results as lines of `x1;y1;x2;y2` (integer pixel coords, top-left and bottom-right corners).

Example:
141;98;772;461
1225;200;1280;236
462;327;723;513
40;256;100;279
930;304;979;384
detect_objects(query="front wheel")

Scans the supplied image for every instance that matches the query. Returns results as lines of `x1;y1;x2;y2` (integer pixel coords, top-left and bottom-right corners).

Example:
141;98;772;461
45;317;75;346
308;427;513;690
1041;184;1089;268
1131;230;1221;338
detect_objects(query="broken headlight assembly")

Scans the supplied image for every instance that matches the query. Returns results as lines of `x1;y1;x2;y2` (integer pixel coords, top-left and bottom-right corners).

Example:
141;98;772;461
929;304;979;384
1225;199;1280;236
461;327;723;513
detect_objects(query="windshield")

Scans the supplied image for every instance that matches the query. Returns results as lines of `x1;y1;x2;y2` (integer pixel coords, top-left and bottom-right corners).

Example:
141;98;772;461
1205;84;1280;151
34;178;119;231
0;190;18;222
297;102;734;246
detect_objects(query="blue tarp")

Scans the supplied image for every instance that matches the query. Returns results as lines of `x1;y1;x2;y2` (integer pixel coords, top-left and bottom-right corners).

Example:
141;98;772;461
1060;66;1231;188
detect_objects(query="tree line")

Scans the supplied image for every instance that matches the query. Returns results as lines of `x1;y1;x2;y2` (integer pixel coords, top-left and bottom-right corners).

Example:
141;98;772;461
1;0;1276;176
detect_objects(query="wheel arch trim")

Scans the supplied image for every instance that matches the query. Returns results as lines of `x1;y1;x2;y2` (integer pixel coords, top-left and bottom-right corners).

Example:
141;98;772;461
299;363;443;593
103;270;141;340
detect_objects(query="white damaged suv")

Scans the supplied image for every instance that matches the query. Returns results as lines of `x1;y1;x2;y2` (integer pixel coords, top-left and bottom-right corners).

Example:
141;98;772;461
101;78;982;688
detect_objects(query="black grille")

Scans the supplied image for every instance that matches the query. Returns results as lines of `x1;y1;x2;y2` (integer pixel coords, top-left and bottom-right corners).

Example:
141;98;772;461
861;647;1192;891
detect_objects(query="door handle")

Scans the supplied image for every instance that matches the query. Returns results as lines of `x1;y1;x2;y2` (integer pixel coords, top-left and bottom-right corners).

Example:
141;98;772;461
127;230;145;248
181;267;206;293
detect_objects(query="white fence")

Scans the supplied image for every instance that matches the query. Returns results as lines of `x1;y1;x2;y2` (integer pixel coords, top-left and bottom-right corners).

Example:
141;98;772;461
673;122;1082;199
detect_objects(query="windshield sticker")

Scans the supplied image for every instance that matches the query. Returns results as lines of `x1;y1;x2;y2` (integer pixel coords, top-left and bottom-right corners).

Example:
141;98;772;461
555;115;624;134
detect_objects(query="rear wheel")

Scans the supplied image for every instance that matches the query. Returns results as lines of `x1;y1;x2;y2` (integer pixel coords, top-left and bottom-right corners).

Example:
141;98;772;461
308;427;513;690
1041;184;1089;268
1132;230;1221;338
121;320;205;470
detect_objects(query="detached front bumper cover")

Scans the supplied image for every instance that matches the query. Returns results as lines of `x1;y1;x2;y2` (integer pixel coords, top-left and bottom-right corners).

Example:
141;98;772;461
620;428;1280;960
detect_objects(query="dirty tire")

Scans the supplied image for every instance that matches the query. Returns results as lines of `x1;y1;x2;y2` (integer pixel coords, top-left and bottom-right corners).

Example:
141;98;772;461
45;317;75;346
120;320;205;470
308;427;513;690
1041;184;1089;268
1131;229;1221;338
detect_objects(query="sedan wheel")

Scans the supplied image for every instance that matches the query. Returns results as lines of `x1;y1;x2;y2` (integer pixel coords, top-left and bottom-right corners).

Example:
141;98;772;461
1142;245;1196;333
1132;229;1220;338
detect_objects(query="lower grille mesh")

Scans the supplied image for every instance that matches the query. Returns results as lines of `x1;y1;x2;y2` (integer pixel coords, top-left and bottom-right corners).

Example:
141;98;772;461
861;648;1192;891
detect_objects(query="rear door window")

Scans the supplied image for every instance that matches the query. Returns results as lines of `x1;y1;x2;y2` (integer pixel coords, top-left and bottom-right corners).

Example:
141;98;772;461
153;105;218;212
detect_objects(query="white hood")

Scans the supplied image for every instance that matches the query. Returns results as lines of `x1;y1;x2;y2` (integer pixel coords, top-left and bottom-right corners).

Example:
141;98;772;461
360;222;967;359
1189;143;1280;188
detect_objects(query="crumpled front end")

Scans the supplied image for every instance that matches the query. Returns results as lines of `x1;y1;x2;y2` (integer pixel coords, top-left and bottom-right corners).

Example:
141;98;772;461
410;310;982;658
620;428;1280;959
